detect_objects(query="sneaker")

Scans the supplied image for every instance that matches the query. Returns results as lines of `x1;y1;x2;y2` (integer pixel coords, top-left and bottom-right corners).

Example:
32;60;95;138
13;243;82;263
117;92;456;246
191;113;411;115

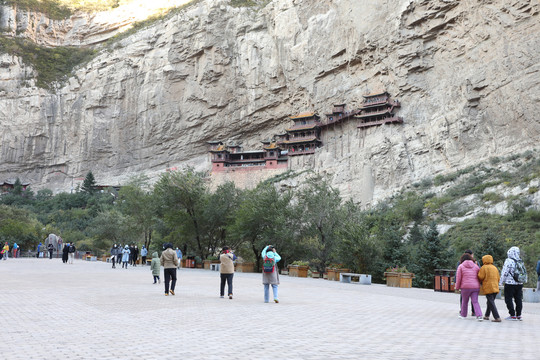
229;295;233;299
274;299;279;303
517;316;522;321
458;315;466;319
476;316;484;322
169;290;175;296
505;316;517;321
165;293;169;296
492;318;502;322
483;316;489;321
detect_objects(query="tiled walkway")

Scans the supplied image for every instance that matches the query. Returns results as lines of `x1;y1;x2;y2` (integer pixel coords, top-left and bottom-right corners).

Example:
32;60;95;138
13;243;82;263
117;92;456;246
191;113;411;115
1;258;538;359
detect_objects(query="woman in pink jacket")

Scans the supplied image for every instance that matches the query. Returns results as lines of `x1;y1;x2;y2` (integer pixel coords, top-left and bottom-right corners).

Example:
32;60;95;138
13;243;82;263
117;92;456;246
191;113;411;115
455;253;483;321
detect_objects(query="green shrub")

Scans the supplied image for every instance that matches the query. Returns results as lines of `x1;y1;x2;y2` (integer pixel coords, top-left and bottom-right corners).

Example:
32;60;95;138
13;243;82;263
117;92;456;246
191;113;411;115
529;186;538;194
482;192;504;203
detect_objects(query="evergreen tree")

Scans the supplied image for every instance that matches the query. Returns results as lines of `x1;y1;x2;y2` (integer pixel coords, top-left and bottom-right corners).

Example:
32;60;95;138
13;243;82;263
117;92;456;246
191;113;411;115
415;222;448;288
13;178;23;195
81;171;96;194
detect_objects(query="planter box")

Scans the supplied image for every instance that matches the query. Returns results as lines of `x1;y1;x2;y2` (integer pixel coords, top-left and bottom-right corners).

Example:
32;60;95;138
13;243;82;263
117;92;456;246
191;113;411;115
281;269;289;275
327;268;350;281
288;265;309;277
236;262;255;273
311;271;321;279
203;260;212;269
384;272;415;288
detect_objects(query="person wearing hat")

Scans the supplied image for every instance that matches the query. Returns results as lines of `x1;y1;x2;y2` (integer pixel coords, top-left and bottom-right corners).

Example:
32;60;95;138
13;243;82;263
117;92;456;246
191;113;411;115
160;243;179;296
219;246;237;299
121;245;130;269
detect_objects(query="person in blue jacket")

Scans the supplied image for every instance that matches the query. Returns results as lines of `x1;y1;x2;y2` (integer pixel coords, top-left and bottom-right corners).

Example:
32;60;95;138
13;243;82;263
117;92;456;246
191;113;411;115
261;245;281;303
121;245;130;269
141;245;148;266
536;257;540;291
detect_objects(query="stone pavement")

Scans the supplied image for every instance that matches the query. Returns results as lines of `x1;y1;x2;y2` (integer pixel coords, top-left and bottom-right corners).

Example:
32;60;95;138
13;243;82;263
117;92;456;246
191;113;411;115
1;258;539;360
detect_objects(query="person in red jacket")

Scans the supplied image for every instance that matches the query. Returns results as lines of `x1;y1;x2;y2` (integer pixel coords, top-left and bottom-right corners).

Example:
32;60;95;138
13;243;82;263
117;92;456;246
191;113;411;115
455;253;483;321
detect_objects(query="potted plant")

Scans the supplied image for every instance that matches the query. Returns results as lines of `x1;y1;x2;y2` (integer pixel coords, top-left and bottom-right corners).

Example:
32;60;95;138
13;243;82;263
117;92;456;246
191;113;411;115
384;267;415;288
288;260;309;277
326;264;350;281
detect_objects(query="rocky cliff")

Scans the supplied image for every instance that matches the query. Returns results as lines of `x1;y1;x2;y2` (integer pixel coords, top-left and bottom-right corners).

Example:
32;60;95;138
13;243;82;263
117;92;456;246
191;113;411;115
0;0;539;204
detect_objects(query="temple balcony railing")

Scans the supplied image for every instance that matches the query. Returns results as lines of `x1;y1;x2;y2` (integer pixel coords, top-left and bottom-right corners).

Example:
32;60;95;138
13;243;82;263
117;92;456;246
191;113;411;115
357;116;403;128
288;149;316;156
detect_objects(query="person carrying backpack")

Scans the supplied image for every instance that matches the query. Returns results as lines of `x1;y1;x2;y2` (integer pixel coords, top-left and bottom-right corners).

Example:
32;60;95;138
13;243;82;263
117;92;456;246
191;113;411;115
261;245;281;303
219;246;237;299
499;246;527;321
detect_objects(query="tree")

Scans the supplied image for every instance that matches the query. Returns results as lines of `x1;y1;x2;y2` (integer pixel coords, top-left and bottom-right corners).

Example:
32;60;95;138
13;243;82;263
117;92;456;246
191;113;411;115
336;200;381;274
118;175;157;250
227;182;293;270
153;169;209;259
295;176;342;272
81;171;96;194
415;222;449;288
202;182;242;255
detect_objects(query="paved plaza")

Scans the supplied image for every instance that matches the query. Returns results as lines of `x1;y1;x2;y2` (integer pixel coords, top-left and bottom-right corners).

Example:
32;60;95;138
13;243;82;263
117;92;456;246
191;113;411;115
1;258;539;360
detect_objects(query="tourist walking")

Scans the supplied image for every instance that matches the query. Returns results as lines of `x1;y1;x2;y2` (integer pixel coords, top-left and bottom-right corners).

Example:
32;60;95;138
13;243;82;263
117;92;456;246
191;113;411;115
47;243;54;259
499;246;527;321
477;254;501;322
122;245;130;269
132;246;139;267
455;253;483;321
62;243;69;263
12;242;18;258
2;242;9;260
536;257;540;291
37;242;43;258
141;245;148;266
160;243;179;296
455;249;477;316
110;244;118;268
219;246;237;299
116;244;123;265
151;251;160;284
68;243;76;264
261;245;281;303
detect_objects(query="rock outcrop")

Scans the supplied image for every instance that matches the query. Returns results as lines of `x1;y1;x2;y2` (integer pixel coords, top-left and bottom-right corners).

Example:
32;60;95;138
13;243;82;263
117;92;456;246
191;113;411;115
0;0;539;203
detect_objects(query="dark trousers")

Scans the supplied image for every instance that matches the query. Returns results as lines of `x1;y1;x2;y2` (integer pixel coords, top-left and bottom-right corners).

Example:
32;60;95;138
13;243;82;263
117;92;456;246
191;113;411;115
142;256;146;265
504;284;523;317
48;250;53;259
220;273;234;296
111;256;116;268
164;268;177;294
153;275;160;283
485;293;500;319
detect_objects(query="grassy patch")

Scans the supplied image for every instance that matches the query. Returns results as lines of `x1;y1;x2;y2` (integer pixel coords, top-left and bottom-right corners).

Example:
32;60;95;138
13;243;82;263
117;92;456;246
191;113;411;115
3;0;123;20
0;36;96;90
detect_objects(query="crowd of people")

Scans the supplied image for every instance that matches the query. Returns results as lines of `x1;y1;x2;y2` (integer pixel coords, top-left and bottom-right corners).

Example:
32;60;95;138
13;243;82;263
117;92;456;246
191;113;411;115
3;238;540;310
455;246;535;322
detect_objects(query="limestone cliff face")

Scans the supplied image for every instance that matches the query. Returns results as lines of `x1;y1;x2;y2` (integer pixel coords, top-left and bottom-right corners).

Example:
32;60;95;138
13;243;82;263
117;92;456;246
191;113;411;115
0;0;539;203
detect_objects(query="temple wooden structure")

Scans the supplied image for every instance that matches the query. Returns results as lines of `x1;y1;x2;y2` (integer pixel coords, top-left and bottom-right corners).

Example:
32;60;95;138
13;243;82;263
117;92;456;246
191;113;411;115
356;92;403;128
208;141;287;172
208;91;403;171
277;112;322;156
320;104;362;128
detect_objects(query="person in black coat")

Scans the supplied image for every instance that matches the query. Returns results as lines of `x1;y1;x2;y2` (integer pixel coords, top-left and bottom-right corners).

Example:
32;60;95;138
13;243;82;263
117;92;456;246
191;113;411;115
132;246;139;267
62;244;69;263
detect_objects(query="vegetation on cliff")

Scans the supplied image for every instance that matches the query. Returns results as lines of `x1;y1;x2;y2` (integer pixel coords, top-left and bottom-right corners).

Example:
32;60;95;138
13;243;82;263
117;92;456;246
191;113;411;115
1;149;539;288
2;0;123;19
0;36;96;89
